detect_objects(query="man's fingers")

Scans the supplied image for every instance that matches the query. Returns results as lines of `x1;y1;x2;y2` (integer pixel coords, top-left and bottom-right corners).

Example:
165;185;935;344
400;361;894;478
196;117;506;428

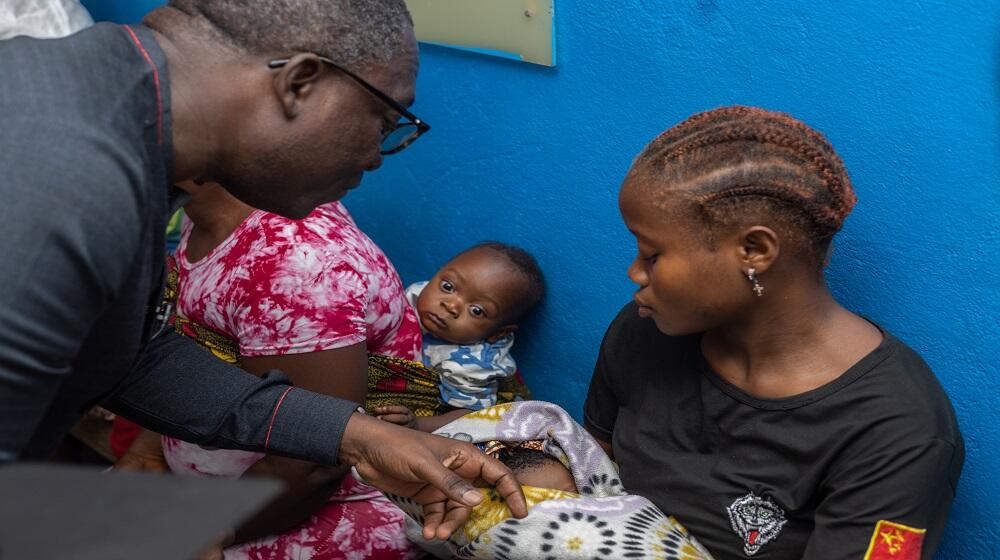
421;500;446;540
414;448;483;507
434;500;473;540
475;455;528;517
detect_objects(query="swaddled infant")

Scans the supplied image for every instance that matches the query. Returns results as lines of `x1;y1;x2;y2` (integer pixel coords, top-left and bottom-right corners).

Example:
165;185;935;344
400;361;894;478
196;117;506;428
386;401;716;560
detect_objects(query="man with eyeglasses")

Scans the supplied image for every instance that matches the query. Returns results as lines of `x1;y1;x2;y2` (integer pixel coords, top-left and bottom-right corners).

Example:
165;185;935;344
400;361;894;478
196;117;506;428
0;0;526;538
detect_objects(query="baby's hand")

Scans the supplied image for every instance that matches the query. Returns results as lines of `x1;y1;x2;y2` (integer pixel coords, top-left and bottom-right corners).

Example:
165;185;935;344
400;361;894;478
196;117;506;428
372;405;419;429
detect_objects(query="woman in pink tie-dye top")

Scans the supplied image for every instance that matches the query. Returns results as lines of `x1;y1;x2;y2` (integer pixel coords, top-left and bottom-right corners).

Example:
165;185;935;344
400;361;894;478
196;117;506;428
117;182;423;560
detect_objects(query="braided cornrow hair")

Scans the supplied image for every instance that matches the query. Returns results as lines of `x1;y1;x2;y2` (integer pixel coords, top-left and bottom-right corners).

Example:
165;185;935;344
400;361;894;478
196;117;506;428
630;106;857;265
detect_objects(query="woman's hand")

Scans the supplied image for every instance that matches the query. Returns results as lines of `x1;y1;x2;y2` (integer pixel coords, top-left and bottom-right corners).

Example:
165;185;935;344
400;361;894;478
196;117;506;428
195;544;223;560
115;429;169;472
195;530;234;560
339;412;527;540
372;405;418;429
115;450;170;472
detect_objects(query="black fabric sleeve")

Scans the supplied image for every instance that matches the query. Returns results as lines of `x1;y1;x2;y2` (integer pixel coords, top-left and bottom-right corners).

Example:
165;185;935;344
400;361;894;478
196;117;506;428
0;126;143;461
107;328;358;465
803;437;960;559
583;304;634;443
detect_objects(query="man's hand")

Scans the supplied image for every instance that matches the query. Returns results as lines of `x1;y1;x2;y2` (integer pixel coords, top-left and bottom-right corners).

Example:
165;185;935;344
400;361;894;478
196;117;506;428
339;412;527;540
371;405;418;429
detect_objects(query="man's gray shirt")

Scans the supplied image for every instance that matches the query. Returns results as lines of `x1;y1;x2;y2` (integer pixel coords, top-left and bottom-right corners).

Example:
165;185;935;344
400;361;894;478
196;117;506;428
0;23;357;462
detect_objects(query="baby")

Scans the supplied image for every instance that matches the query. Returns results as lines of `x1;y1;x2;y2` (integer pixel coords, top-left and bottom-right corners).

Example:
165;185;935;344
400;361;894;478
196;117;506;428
400;242;544;416
485;442;578;494
383;401;715;560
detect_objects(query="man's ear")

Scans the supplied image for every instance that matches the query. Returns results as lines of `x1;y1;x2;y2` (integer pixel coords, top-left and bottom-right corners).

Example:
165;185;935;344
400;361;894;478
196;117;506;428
271;53;325;119
486;324;518;343
738;225;780;274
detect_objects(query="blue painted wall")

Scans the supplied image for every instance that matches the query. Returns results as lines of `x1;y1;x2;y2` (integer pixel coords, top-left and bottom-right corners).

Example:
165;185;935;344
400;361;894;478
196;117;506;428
79;0;158;23
83;0;1000;556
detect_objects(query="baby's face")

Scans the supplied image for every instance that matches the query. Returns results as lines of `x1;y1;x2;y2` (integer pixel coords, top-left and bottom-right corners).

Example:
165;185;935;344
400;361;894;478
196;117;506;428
415;248;526;345
513;460;579;494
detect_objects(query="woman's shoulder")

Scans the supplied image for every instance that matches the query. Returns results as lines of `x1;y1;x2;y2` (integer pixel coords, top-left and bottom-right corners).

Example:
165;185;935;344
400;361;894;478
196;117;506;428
817;330;965;501
835;329;962;445
246;203;383;266
251;202;355;245
864;332;952;404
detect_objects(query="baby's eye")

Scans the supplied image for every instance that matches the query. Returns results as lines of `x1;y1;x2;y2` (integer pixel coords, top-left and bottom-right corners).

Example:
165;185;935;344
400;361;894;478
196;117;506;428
643;253;658;265
469;304;486;318
440;280;455;293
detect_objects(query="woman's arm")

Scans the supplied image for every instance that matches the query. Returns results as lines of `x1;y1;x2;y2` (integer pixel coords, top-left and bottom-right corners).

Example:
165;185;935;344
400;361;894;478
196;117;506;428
802;437;961;559
588;429;615;461
580;306;632;464
372;405;470;433
233;342;368;544
416;409;471;433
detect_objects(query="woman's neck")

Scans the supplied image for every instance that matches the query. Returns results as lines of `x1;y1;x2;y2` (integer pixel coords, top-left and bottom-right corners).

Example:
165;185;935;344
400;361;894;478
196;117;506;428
700;280;882;399
180;183;254;262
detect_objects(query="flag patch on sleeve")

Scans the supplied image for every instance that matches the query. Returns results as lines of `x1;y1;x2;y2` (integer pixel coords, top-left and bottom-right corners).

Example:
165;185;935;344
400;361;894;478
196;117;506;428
863;520;926;559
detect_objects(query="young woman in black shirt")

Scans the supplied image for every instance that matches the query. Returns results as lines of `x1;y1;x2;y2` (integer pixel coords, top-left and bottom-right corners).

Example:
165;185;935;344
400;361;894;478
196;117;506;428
585;106;962;559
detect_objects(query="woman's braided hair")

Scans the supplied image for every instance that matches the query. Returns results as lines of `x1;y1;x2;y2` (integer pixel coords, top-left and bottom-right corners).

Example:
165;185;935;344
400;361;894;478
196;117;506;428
630;106;857;265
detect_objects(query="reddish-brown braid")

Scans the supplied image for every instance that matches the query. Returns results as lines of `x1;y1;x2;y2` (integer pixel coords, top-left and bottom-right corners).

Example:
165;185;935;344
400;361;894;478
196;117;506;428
631;106;857;262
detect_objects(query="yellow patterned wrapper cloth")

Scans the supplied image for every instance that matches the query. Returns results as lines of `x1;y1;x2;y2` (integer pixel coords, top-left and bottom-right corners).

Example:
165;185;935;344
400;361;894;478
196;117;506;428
461;485;580;542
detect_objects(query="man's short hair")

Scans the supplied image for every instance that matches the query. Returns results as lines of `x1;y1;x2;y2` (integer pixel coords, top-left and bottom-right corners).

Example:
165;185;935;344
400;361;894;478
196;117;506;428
161;0;413;70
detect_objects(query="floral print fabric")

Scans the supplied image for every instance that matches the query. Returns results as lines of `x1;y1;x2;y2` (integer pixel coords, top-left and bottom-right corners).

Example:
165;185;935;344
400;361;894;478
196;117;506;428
174;201;421;361
161;202;422;559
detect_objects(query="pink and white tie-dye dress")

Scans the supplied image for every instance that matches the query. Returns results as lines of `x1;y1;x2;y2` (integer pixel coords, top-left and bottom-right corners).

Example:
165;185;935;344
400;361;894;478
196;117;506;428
163;201;424;560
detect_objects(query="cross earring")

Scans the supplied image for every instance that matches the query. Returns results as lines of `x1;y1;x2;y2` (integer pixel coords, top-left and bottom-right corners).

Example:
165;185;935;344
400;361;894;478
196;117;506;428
746;267;765;297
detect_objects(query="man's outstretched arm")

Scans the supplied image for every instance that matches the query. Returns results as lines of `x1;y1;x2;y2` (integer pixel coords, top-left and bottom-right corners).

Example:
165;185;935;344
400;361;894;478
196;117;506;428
108;329;526;536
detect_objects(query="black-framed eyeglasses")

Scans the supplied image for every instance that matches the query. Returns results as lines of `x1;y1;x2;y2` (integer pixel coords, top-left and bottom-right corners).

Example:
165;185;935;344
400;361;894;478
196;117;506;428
268;56;430;155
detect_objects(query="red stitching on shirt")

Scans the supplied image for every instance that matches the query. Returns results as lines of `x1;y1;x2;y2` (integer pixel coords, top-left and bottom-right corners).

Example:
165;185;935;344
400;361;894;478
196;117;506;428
122;26;164;146
264;387;295;451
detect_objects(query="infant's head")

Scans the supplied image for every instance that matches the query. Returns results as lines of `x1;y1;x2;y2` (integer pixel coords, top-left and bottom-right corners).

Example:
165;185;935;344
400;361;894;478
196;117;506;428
500;447;578;494
414;242;544;345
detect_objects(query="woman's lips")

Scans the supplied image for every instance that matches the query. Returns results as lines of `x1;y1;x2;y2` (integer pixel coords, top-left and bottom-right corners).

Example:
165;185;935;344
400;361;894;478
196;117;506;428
635;298;654;318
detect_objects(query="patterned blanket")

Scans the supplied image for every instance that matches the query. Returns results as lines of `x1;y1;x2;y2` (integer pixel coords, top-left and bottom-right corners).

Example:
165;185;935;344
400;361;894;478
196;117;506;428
385;401;715;560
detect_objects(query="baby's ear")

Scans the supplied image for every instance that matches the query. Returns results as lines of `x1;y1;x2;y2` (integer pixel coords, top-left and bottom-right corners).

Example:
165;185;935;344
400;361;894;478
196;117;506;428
486;324;518;343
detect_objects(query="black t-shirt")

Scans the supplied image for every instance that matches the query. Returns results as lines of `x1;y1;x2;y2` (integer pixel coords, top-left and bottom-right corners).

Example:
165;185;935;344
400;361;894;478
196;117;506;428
584;303;963;559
